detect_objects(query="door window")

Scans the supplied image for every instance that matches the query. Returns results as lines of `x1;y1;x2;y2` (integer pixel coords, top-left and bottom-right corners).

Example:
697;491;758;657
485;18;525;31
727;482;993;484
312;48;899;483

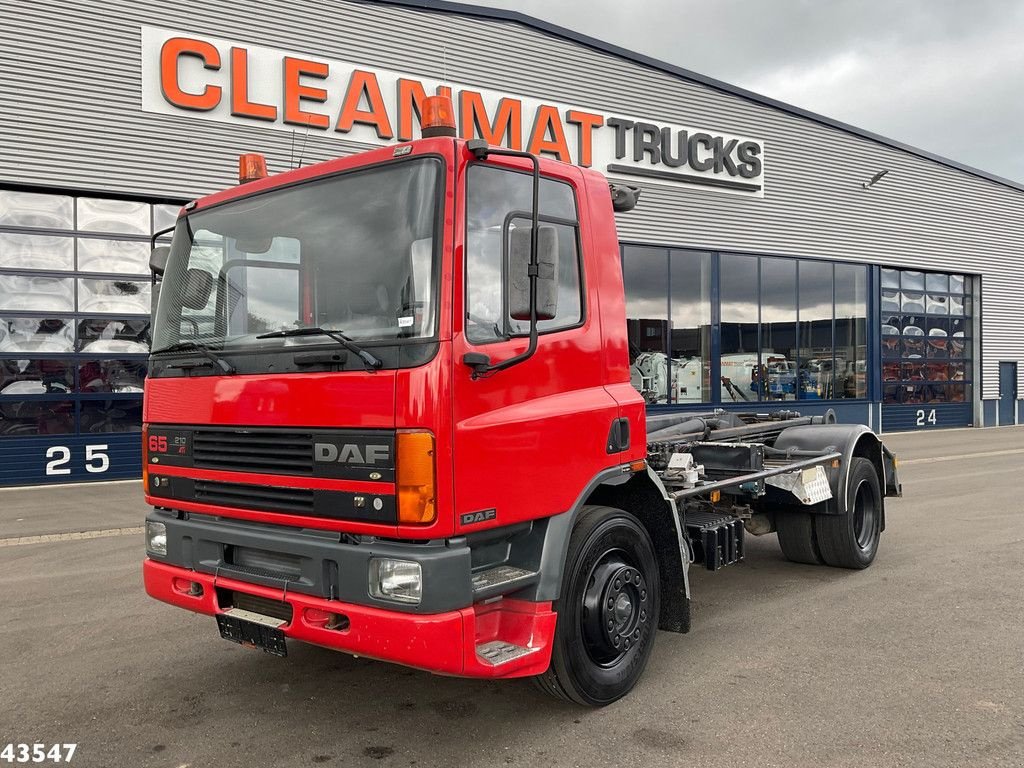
465;165;582;343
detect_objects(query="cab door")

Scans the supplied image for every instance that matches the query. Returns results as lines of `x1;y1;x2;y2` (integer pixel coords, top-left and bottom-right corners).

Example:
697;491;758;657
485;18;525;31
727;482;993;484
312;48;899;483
451;159;620;533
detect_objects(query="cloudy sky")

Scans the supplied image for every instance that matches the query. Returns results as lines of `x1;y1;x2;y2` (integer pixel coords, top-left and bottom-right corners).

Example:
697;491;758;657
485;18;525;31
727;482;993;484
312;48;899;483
451;0;1024;183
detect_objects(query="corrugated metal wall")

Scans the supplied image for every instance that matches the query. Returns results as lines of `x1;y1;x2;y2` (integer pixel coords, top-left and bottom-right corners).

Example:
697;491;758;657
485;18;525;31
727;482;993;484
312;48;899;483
0;0;1021;399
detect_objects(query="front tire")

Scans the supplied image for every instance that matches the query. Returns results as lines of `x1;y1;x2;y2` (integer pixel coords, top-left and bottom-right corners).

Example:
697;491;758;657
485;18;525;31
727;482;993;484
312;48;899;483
533;505;660;706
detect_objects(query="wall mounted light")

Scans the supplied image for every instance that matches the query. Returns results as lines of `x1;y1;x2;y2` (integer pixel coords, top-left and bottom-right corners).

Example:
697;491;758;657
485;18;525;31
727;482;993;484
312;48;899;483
862;169;890;189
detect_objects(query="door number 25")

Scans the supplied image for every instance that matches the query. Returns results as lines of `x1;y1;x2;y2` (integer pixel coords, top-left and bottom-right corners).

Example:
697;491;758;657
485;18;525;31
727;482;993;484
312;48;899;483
915;409;937;426
44;444;110;475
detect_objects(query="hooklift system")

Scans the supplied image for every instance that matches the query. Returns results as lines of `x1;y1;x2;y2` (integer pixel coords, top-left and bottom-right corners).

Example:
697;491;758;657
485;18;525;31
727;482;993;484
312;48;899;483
142;95;901;707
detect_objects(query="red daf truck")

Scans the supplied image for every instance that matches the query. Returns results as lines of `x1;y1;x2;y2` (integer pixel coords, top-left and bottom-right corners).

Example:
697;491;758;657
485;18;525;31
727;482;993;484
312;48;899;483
142;96;900;706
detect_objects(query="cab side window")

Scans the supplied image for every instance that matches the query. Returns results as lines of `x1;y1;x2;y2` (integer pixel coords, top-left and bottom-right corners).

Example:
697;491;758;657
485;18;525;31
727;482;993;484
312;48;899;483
465;165;582;343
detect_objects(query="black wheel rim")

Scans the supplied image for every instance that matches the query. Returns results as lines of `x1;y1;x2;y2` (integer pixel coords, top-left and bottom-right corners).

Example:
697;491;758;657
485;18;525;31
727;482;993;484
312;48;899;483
852;479;878;550
580;548;651;667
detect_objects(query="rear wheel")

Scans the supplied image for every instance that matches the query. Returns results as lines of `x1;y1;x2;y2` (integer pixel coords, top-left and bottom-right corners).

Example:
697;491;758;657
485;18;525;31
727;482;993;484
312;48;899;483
533;505;660;706
776;510;822;565
815;457;882;569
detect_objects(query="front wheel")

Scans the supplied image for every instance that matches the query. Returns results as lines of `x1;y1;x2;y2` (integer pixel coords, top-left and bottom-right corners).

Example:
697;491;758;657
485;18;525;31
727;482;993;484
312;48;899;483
533;505;660;706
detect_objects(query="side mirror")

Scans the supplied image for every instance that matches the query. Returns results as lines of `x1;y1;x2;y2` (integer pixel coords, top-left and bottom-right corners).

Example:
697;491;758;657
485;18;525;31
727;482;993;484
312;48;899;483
181;268;214;310
509;224;558;322
150;245;170;276
235;237;273;255
609;183;641;212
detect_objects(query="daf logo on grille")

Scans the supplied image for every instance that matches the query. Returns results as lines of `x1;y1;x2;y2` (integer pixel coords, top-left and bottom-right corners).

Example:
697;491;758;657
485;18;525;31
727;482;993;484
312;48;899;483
314;442;390;465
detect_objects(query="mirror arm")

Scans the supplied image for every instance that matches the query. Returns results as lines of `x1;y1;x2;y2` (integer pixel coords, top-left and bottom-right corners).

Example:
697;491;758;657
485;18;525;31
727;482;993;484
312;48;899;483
150;225;176;250
150;225;176;280
461;142;542;379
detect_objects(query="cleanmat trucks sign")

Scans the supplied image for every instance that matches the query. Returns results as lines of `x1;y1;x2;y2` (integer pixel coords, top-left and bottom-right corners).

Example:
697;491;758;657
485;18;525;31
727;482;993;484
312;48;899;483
141;26;766;197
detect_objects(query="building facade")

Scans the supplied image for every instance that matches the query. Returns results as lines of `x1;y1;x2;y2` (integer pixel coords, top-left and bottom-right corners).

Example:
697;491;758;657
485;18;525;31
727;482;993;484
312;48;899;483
0;0;1020;485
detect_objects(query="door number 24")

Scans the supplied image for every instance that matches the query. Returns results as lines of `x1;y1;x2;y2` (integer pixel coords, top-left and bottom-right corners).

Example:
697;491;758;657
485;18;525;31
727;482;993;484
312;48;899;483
44;444;110;475
916;409;937;426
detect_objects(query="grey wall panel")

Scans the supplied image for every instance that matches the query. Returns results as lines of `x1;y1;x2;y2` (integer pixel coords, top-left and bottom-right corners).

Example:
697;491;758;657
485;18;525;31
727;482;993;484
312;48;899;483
0;0;1021;399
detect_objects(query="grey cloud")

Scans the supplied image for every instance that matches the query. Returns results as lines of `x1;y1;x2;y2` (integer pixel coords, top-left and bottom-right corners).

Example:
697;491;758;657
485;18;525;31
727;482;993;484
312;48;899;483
450;0;1024;182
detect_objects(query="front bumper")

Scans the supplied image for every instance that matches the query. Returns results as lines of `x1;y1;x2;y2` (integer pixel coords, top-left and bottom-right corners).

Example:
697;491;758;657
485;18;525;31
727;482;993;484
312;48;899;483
144;559;555;678
143;508;558;678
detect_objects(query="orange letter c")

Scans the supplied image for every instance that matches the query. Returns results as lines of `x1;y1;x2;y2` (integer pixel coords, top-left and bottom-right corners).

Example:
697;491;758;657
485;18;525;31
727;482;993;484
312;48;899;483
160;37;222;111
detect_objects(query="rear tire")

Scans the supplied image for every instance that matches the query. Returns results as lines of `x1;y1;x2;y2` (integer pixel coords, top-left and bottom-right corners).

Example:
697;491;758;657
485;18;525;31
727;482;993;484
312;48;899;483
776;510;822;565
533;505;660;706
815;457;882;569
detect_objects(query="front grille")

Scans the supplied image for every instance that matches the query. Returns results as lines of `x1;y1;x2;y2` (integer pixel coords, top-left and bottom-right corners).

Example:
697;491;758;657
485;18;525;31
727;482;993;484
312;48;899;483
192;429;314;475
194;479;314;514
229;546;303;580
163;476;397;523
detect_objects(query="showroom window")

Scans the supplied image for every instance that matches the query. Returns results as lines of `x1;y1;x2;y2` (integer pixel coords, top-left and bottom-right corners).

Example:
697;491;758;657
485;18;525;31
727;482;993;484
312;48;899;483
719;253;759;402
880;267;971;404
798;260;836;398
0;189;179;438
757;257;797;401
624;246;711;403
835;263;868;400
722;256;866;403
624;246;869;405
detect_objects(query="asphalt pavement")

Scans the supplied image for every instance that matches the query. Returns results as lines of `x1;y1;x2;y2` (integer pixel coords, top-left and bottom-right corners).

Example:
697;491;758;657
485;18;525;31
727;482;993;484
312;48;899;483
1;426;1022;768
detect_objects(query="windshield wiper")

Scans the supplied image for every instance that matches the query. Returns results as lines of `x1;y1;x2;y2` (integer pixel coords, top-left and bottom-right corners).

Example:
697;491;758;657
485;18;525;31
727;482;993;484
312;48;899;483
150;341;236;374
256;327;383;370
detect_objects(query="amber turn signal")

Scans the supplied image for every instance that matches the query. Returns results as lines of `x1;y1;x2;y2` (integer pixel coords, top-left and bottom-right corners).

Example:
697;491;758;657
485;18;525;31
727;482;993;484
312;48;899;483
141;423;150;492
396;430;436;524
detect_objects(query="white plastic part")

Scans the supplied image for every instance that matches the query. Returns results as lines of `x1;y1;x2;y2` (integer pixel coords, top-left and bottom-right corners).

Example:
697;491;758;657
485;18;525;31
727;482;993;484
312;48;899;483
665;453;704;488
222;607;286;629
668;453;694;470
765;464;833;505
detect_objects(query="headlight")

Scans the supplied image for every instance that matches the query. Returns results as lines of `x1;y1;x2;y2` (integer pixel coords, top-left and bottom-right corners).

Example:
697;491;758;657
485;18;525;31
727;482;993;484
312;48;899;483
146;520;167;556
369;558;422;604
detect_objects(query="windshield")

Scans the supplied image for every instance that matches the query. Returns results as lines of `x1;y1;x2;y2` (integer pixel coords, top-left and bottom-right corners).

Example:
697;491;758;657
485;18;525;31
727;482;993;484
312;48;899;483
153;158;442;353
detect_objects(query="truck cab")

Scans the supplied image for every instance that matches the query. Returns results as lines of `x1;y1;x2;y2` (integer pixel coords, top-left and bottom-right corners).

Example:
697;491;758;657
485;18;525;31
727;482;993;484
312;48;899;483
144;110;899;706
143;133;658;694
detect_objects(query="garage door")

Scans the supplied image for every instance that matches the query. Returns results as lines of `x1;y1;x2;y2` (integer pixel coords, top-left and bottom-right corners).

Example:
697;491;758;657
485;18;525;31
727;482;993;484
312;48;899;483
879;267;973;431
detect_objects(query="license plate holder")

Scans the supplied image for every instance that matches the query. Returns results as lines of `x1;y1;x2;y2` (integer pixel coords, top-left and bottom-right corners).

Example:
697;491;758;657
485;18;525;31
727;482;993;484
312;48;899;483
216;613;288;657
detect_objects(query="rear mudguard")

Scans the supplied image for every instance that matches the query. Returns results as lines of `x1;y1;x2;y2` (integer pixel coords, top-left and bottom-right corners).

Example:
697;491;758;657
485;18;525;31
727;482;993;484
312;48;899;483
773;424;899;527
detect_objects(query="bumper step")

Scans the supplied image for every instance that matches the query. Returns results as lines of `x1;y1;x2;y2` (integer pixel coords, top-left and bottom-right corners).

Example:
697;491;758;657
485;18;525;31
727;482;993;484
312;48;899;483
476;640;537;666
471;565;537;599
